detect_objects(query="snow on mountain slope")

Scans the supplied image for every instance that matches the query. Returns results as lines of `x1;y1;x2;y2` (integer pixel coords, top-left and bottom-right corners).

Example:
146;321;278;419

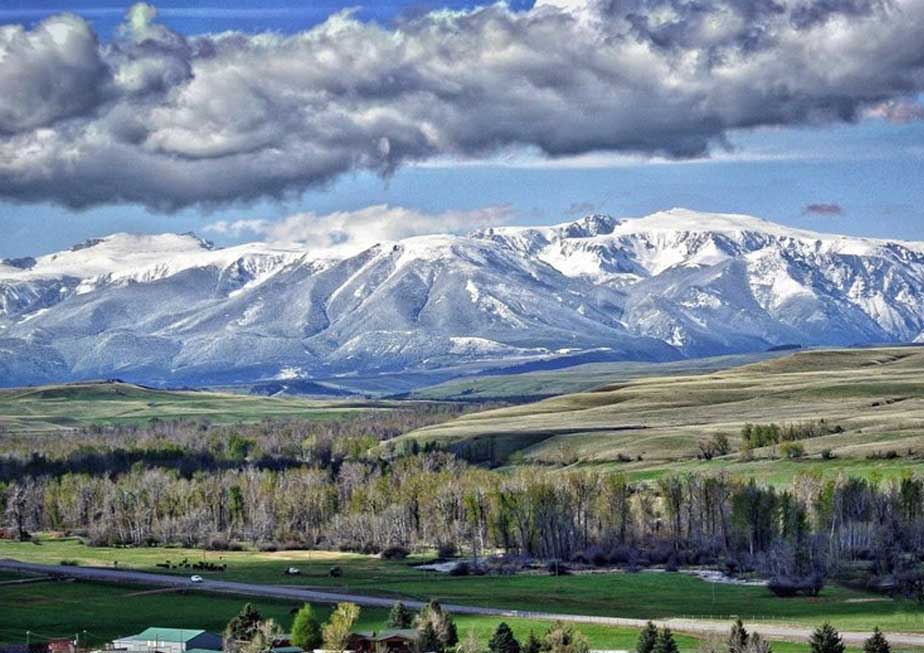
3;209;924;388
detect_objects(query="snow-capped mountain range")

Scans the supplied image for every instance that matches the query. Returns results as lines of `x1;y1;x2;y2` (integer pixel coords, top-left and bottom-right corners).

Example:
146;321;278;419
3;208;924;389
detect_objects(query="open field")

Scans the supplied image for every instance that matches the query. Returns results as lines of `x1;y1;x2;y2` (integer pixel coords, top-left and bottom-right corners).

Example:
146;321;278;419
393;347;924;478
0;381;395;432
1;538;921;637
409;352;784;401
0;574;746;653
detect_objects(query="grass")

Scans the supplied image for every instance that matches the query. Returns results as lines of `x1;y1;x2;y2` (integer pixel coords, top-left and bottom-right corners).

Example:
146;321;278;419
0;575;712;652
0;573;870;653
0;381;395;432
408;353;785;401
1;538;922;637
391;347;924;481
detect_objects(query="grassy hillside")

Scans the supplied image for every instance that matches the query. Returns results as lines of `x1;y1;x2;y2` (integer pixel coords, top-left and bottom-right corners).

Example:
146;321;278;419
408;352;784;401
0;381;391;432
391;347;924;479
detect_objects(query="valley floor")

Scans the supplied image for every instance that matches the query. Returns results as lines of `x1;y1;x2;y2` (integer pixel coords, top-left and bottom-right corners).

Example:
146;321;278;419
0;538;921;652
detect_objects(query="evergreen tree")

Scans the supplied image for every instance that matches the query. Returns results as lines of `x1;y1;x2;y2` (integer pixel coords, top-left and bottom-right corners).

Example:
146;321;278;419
291;604;322;651
810;624;845;653
863;627;890;653
388;602;414;629
489;623;520;653
636;622;659;653
523;632;541;653
728;620;750;653
654;628;679;653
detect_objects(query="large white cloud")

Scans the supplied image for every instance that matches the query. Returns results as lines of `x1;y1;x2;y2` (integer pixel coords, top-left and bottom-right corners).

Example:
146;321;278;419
206;204;515;256
0;0;922;209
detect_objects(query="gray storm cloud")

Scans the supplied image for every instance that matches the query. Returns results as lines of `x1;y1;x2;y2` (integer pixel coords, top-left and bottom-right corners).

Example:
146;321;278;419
0;0;922;209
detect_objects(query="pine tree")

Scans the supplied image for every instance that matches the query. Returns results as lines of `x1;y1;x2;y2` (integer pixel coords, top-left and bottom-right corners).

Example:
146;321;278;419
654;628;679;653
636;622;658;653
810;624;845;653
728;620;749;653
489;623;520;653
388;601;413;629
863;627;890;653
291;604;322;651
523;631;541;653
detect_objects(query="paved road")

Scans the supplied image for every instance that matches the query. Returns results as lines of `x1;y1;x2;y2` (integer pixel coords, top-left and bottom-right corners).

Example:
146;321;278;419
2;559;923;648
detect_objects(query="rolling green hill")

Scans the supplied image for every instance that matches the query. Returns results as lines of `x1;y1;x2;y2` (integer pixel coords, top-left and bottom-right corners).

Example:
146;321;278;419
407;351;785;401
0;381;391;432
390;347;924;482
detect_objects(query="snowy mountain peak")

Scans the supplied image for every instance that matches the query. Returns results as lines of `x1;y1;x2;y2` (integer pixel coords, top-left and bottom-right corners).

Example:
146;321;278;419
619;208;811;236
3;208;924;388
558;213;621;238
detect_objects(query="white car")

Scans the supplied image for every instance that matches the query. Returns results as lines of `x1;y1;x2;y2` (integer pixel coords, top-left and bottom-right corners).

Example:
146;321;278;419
190;575;204;583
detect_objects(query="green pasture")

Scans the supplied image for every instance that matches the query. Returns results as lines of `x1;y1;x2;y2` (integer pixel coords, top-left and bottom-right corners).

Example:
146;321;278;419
1;538;920;635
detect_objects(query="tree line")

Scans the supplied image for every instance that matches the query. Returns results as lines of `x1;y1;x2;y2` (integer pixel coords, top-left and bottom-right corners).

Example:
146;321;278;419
224;599;894;653
3;450;924;594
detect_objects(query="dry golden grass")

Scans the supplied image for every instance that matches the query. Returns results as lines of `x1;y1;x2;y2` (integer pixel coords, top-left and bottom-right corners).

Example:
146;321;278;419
394;347;924;477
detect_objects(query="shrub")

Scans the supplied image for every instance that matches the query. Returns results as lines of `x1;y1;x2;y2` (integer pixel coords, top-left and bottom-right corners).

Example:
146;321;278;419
380;545;409;560
768;575;825;597
207;536;231;551
448;562;471;576
780;442;805;459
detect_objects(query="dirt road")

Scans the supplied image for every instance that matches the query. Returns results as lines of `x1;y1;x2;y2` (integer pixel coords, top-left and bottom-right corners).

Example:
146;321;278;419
2;558;922;648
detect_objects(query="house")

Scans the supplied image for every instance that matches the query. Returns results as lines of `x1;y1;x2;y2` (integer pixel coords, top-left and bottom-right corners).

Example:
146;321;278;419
346;629;419;653
268;635;304;653
111;628;222;653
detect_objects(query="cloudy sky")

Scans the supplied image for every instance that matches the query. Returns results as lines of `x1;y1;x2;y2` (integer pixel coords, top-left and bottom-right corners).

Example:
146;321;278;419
1;0;923;258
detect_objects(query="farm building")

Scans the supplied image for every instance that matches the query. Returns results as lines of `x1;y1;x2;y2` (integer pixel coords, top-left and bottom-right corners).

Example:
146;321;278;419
111;628;222;653
346;629;419;653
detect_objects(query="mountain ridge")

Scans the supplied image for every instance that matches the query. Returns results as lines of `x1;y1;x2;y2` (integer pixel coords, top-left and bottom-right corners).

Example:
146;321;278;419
3;208;924;388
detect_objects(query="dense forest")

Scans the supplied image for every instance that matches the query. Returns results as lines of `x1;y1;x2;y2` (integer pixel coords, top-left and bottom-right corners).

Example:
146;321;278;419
2;412;924;600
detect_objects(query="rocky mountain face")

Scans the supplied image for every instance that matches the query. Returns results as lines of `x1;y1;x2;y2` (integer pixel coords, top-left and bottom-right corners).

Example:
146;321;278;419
3;209;924;388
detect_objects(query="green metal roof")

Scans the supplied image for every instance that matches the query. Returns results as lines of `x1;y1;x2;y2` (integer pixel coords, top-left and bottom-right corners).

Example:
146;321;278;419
130;628;207;643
